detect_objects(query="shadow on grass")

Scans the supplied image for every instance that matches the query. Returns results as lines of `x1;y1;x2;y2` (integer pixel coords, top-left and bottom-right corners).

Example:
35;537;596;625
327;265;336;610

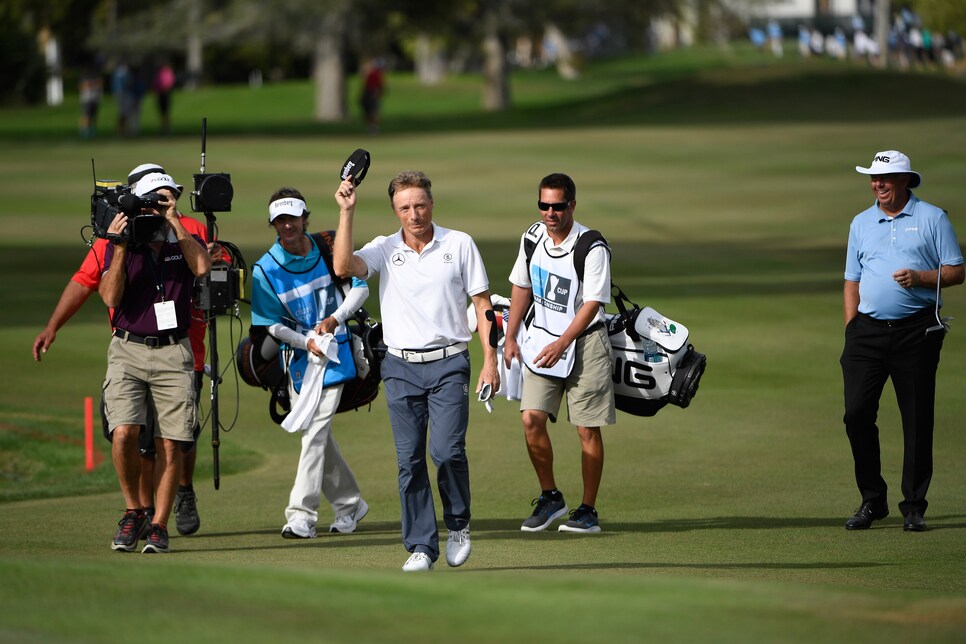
466;561;893;573
468;515;966;535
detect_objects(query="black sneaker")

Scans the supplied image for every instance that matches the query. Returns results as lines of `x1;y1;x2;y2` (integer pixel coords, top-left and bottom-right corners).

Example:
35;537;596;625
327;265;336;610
558;504;601;534
520;493;569;532
174;488;201;536
112;510;148;552
141;524;170;553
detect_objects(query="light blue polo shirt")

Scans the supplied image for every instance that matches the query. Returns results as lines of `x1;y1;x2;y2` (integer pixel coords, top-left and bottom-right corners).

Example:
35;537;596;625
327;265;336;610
845;193;963;320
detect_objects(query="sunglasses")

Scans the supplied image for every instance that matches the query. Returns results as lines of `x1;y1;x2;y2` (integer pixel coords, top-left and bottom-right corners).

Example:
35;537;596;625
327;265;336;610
537;200;570;212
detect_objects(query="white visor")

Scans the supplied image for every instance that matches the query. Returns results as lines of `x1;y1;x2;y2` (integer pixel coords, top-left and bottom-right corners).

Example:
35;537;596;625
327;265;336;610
269;198;308;222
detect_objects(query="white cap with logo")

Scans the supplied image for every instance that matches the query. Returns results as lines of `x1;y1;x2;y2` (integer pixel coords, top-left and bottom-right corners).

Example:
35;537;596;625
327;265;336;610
134;172;184;198
855;150;922;188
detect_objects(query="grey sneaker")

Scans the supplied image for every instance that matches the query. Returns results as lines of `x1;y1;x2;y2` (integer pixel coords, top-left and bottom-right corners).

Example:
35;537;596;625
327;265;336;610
558;504;601;534
112;509;149;552
141;523;170;553
174;488;201;536
520;493;569;532
329;498;369;534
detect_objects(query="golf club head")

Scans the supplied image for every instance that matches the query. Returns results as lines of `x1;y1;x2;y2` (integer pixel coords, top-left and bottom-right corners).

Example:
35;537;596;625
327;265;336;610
926;316;952;336
340;148;370;186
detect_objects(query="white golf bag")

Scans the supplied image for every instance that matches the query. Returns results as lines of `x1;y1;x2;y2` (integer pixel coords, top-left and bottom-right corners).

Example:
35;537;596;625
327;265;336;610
605;297;706;417
470;289;706;417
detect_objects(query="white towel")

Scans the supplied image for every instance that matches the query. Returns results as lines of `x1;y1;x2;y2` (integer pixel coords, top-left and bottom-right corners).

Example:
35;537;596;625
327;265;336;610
499;355;523;401
497;326;524;401
281;332;340;433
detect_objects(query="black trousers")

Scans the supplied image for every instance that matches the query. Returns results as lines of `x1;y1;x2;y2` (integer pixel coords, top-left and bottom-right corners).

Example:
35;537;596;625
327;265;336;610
840;308;945;516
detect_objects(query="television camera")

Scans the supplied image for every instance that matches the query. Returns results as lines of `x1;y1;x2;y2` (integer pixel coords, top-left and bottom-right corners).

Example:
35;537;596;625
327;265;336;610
90;180;167;245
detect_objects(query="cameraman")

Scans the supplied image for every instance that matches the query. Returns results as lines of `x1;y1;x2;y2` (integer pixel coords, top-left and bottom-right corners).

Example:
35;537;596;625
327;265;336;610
100;172;211;553
33;163;223;536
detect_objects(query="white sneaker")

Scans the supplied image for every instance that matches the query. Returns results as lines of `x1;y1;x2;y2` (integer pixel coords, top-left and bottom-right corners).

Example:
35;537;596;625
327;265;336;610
329;498;369;534
445;527;471;567
281;518;316;539
402;552;434;572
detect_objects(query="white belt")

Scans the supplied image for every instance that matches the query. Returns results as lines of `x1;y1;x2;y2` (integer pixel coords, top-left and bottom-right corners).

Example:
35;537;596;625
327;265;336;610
387;342;468;363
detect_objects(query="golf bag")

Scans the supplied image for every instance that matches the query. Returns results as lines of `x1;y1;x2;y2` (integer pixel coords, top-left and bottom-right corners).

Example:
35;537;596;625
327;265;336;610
236;311;386;423
606;286;707;417
236;326;290;424
521;224;706;417
236;230;386;424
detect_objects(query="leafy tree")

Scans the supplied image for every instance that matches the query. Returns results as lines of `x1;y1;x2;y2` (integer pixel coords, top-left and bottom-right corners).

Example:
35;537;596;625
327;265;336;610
910;0;966;35
214;0;352;121
1;0;102;104
0;5;45;104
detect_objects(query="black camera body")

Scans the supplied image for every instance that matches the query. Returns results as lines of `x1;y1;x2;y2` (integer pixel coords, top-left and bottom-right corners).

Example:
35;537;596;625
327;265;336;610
191;172;233;213
91;180;167;245
195;263;243;316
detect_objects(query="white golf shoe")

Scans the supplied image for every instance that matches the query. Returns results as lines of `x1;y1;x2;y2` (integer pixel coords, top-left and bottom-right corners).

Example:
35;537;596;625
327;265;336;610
281;518;316;539
445;527;471;567
402;552;434;572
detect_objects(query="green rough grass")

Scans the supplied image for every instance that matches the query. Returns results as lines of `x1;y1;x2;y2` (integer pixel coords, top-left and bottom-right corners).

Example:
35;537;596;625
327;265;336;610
1;48;966;642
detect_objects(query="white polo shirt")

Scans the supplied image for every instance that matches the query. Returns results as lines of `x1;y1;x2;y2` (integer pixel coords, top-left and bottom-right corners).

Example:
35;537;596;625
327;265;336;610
356;223;490;350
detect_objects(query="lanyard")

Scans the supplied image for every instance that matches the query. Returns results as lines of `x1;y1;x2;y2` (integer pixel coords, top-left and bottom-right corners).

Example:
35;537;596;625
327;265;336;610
147;246;167;301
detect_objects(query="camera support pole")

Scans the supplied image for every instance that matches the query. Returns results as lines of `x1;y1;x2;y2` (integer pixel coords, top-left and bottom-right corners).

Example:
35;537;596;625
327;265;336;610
205;209;221;491
200;118;221;491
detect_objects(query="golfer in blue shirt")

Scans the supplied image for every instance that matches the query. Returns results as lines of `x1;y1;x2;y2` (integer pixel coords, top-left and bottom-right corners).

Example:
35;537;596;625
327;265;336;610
841;150;964;532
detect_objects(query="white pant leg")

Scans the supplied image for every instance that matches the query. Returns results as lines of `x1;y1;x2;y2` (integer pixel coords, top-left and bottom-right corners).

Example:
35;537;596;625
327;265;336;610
284;383;361;525
319;428;362;516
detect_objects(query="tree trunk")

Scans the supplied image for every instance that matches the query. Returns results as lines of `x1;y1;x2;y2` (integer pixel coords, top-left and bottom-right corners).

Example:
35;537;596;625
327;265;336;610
415;33;445;85
185;0;203;90
482;9;510;111
874;0;890;68
313;12;346;122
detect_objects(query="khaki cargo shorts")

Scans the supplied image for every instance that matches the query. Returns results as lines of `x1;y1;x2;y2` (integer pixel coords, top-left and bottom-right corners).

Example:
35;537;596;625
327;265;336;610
102;336;197;442
520;325;616;427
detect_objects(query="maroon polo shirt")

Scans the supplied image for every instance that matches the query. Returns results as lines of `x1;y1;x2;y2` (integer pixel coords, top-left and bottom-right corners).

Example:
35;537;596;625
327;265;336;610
103;236;204;336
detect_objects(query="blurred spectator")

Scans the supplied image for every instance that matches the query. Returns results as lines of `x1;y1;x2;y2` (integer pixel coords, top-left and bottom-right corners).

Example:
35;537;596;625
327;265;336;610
908;26;924;66
749;27;767;52
112;63;145;137
798;24;811;57
767;20;783;58
359;59;386;135
153;61;176;136
828;28;848;60
922;28;934;65
948;30;963;60
79;63;102;139
811;28;825;56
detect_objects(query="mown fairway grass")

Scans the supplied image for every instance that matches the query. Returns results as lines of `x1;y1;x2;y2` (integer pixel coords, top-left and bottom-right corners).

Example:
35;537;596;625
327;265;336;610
1;47;965;642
